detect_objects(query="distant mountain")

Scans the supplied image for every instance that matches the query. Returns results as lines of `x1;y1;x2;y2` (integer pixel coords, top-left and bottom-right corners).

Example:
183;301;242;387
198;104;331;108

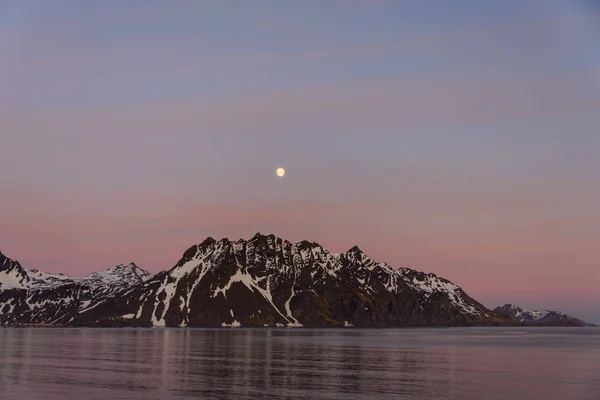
1;234;515;327
494;304;597;327
1;251;151;291
0;250;152;324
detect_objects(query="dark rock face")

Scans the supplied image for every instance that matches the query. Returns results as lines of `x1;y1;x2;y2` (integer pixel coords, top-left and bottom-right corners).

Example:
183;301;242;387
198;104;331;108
0;251;30;289
1;234;513;327
494;304;596;327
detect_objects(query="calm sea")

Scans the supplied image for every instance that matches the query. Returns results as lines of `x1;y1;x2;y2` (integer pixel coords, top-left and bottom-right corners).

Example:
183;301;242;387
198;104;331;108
0;327;598;399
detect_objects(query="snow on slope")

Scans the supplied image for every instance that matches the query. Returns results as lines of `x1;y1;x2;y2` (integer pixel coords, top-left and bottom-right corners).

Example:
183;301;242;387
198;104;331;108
495;304;551;323
2;234;496;327
343;246;483;317
493;303;593;326
0;255;152;291
132;235;486;328
0;251;30;289
0;248;152;298
85;264;153;286
0;251;154;325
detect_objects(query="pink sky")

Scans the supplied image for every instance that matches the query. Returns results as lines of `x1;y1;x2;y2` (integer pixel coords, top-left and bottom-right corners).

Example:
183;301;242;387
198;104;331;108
1;0;599;322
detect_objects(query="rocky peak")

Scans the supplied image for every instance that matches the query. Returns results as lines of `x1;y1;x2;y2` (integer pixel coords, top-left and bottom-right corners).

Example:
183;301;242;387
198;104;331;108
0;251;30;289
346;245;366;259
245;233;281;249
1;251;21;271
494;303;594;326
250;232;271;241
344;245;378;270
496;304;521;313
199;237;217;248
87;262;152;285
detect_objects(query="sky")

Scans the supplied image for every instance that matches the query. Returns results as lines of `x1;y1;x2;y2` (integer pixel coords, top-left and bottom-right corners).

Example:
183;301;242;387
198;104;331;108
1;0;599;323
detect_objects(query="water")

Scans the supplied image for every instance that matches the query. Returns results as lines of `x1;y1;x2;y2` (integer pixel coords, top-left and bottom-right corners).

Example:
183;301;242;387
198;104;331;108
0;327;599;400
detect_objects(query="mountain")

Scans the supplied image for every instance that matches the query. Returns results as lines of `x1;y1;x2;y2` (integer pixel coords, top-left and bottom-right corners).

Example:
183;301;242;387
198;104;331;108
1;250;151;291
0;250;152;325
494;304;596;327
2;234;514;327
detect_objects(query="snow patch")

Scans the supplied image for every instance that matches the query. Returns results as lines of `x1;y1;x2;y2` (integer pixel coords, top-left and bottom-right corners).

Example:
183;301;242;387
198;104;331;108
221;320;241;328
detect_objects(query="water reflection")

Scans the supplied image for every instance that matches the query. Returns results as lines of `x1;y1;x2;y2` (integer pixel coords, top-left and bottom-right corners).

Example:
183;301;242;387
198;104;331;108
0;328;599;399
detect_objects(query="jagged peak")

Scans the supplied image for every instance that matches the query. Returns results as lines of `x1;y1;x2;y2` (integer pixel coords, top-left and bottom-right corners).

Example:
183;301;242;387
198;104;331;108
84;263;152;285
190;233;325;252
189;234;330;250
181;244;200;260
345;245;369;262
297;239;321;248
216;237;231;246
199;237;217;247
107;262;145;272
0;250;10;263
248;233;283;245
0;251;24;272
496;303;523;311
177;235;391;267
347;245;363;253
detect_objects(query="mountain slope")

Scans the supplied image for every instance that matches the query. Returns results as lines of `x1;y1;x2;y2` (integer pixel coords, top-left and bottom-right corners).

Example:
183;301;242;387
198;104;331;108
0;251;32;289
2;235;512;327
0;251;152;325
1;250;151;290
494;304;596;327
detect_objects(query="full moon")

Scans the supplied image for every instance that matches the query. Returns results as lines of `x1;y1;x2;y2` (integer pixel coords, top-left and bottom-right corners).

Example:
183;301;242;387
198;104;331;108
276;167;286;177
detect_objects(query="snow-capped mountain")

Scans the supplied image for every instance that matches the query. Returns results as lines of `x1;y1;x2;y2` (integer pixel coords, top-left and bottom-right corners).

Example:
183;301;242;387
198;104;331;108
2;234;514;327
0;250;151;290
84;264;153;286
494;304;595;327
0;250;38;289
0;250;152;325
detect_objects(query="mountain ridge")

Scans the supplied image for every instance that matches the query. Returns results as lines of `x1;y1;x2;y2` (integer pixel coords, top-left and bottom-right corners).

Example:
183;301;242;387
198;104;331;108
1;249;152;290
494;303;596;327
0;234;588;328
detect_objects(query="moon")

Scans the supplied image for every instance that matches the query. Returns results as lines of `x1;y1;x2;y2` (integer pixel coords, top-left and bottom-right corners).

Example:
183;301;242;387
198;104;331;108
276;167;286;177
